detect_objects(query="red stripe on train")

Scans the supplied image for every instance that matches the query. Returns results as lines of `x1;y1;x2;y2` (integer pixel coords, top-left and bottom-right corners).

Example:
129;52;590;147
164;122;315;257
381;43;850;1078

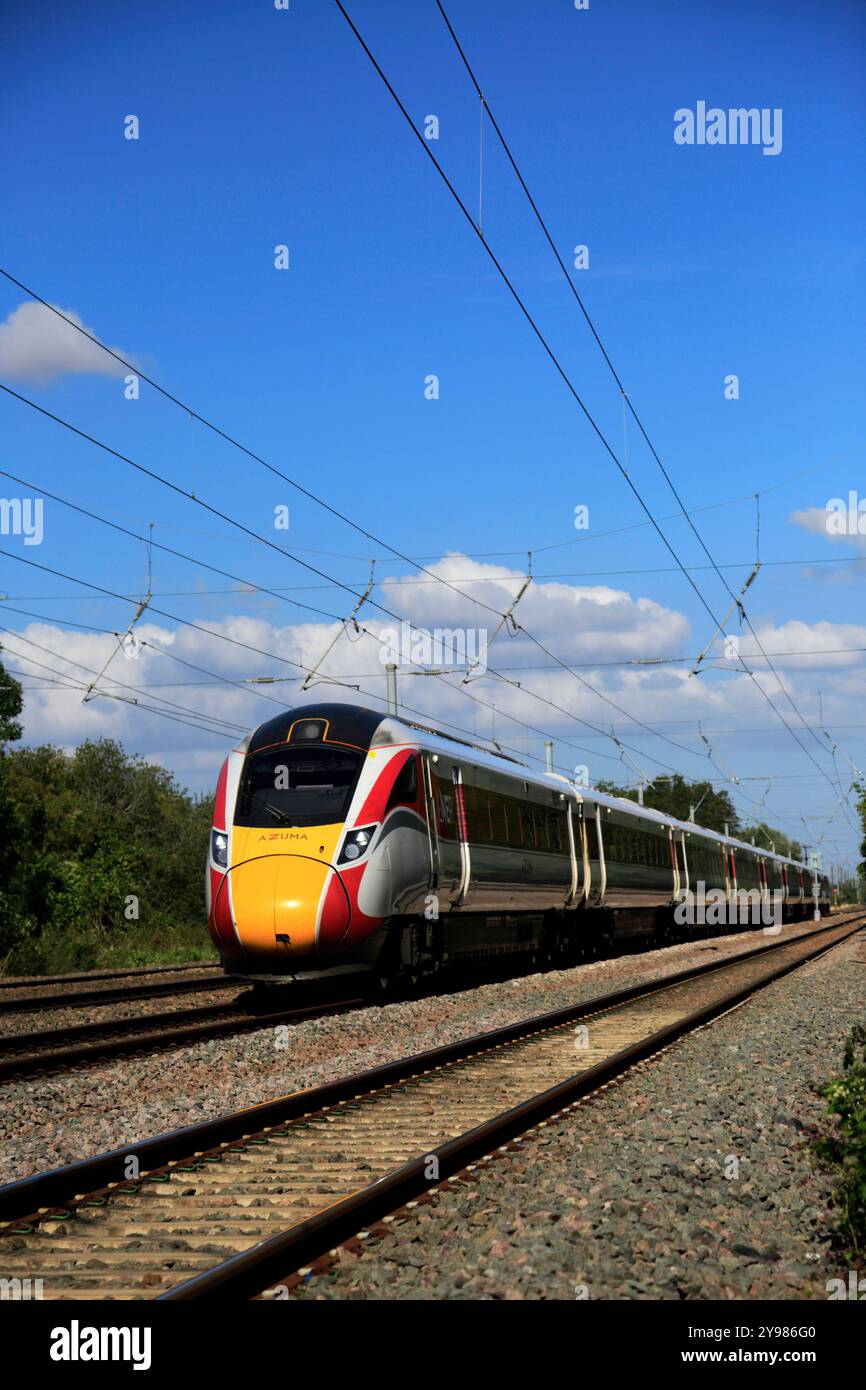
355;750;417;825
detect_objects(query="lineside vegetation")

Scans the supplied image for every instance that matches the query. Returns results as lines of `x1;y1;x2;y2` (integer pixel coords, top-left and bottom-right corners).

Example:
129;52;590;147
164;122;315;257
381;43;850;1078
0;647;215;975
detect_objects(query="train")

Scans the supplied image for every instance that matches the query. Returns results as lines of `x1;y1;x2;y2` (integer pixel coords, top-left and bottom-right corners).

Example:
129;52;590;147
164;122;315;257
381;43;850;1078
206;702;831;990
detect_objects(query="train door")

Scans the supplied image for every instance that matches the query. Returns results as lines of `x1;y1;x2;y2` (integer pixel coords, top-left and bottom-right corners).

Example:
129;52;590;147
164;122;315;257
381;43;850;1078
427;755;461;904
674;829;688;900
723;848;732;902
451;766;471;908
565;799;581;905
576;804;592;906
421;754;440;894
584;802;606;907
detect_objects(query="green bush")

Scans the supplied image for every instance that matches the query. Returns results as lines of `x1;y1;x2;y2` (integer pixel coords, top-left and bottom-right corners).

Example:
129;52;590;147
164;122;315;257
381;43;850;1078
0;737;217;975
815;1023;866;1257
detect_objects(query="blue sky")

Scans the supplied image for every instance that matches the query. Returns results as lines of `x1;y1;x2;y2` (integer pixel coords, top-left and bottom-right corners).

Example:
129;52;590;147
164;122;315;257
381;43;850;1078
1;0;864;869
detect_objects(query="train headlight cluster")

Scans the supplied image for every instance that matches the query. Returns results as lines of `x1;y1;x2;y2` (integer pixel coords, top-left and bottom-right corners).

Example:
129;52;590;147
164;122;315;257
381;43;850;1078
338;825;377;864
211;830;228;868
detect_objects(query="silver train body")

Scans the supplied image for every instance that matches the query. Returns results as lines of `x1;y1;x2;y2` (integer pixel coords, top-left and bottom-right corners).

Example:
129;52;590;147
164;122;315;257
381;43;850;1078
208;704;832;986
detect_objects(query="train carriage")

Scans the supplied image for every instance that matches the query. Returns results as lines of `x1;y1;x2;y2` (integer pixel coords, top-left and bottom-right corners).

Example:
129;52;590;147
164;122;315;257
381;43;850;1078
206;703;831;988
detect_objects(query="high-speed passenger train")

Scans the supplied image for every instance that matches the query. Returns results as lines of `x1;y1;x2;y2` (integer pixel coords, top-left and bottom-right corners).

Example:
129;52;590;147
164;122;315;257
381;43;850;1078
206;703;831;988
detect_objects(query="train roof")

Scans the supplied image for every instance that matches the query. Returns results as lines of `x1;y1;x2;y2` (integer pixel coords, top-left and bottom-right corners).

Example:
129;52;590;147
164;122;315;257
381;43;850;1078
375;712;810;872
562;785;806;872
244;702;814;874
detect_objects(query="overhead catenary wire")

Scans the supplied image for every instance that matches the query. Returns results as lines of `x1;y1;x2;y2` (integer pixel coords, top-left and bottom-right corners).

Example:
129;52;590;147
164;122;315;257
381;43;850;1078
0;626;250;737
0;595;821;841
0;267;854;807
0;200;853;829
0;472;838;840
0;341;721;779
334;0;847;810
0;270;507;623
0;406;723;773
0;636;242;741
6;650;855;810
3;548;866;604
0;603;317;716
431;0;847;791
0;235;814;777
0;408;846;840
4;592;866;672
0;543;653;779
0;211;856;828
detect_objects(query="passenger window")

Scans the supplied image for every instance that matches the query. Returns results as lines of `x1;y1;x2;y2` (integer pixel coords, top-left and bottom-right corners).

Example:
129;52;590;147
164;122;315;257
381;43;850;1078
386;756;417;813
585;817;599;860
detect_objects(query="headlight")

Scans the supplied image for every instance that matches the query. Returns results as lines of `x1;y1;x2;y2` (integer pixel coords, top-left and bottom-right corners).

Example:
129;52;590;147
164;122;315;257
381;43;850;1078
338;824;378;865
211;829;228;868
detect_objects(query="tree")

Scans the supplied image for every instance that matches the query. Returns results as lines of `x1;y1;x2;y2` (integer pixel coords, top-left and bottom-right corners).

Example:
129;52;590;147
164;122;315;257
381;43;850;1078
0;648;216;972
595;773;740;836
0;647;24;958
0;730;213;972
739;822;803;860
0;643;23;743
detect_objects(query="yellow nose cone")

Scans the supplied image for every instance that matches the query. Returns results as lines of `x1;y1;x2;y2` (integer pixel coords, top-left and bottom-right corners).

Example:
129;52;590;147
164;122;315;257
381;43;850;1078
225;852;350;958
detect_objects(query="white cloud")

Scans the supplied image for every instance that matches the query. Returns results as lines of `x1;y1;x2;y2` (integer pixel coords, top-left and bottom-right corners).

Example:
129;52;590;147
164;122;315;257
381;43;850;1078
1;559;864;824
379;554;690;660
790;505;832;539
790;504;866;556
741;618;866;670
0;301;131;382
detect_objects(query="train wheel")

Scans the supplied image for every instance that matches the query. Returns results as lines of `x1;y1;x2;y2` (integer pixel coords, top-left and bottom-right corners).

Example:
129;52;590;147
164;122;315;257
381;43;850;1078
363;969;395;1002
539;915;561;971
656;913;682;947
246;982;289;1015
579;920;608;961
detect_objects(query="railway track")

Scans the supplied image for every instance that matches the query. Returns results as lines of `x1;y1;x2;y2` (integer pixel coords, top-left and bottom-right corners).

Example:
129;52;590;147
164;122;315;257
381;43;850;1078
0;959;220;992
0;970;237;1017
0;994;362;1083
1;913;862;1301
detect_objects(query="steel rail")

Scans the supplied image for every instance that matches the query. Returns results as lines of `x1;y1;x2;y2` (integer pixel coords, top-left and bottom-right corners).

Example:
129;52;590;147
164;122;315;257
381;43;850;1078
0;996;362;1083
1;915;859;1237
172;913;863;1300
0;959;220;991
0;972;240;1016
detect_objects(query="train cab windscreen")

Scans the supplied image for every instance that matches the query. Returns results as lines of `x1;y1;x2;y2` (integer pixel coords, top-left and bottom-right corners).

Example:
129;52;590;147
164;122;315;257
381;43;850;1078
234;747;362;827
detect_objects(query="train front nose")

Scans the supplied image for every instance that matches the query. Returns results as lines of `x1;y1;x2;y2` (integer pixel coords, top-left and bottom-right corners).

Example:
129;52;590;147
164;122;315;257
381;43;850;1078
223;853;351;959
